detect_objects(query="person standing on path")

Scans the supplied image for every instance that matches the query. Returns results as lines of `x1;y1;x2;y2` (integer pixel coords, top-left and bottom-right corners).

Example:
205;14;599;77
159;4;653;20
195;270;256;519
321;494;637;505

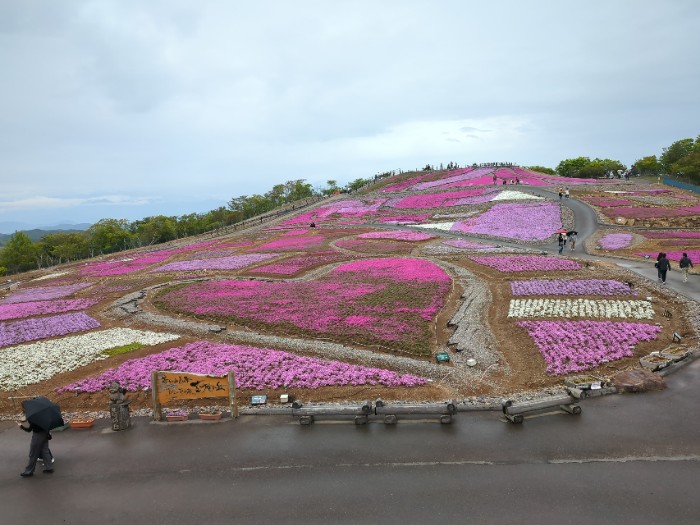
17;413;54;477
655;252;664;281
679;252;694;282
657;253;671;285
558;234;565;254
569;232;577;251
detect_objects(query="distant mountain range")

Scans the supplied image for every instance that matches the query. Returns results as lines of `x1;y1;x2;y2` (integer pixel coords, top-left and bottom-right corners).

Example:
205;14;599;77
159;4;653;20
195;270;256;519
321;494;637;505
0;222;92;234
0;222;92;247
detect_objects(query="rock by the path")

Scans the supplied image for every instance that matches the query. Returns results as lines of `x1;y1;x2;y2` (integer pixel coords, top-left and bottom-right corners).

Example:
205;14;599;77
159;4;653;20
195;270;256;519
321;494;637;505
612;369;666;393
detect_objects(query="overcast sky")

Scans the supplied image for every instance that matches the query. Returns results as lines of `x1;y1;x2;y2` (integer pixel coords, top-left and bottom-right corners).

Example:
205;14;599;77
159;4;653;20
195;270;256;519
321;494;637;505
1;1;699;231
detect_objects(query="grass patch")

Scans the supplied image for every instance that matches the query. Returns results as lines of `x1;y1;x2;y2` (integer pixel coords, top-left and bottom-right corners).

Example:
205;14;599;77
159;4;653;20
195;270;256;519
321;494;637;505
101;342;145;357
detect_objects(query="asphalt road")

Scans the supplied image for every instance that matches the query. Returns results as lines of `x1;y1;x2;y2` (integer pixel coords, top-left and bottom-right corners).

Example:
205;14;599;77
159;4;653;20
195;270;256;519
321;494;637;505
2;355;700;524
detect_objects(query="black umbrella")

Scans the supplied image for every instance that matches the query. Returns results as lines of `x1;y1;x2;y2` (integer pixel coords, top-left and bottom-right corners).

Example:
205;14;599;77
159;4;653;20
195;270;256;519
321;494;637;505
566;230;578;236
23;397;64;432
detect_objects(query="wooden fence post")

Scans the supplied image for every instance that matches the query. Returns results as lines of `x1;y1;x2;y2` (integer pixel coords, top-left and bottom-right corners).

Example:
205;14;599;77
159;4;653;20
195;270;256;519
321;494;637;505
151;371;162;421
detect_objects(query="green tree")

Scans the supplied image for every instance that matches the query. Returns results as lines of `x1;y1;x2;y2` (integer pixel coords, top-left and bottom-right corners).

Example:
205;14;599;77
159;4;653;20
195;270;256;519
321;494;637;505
346;177;371;192
670;137;700;184
86;219;134;255
579;158;626;179
132;215;178;246
660;138;694;173
0;232;38;274
37;232;89;265
556;157;591;178
526;165;556;175
632;155;661;177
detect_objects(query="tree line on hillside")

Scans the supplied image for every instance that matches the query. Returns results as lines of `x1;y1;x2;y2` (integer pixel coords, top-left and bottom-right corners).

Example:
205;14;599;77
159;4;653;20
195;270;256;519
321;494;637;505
0;176;378;276
550;135;700;183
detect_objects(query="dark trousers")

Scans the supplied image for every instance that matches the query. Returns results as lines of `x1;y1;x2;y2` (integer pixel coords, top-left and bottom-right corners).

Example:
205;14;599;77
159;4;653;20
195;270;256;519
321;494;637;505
659;270;668;283
25;431;52;473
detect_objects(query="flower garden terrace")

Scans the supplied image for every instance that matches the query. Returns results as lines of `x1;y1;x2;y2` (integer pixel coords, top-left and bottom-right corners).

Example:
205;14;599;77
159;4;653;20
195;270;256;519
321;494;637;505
0;167;697;416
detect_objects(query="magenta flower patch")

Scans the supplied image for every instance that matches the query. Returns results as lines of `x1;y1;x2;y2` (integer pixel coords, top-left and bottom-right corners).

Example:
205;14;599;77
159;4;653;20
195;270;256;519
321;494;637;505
470;255;581;272
154;258;451;355
248;252;349;275
517;320;661;375
256;235;326;251
0;299;99;321
59;340;428;393
0;312;101;348
389;189;489;209
81;251;176;276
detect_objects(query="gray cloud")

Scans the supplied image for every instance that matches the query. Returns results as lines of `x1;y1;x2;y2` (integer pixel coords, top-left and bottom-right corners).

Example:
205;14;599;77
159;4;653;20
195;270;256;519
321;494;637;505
0;0;699;227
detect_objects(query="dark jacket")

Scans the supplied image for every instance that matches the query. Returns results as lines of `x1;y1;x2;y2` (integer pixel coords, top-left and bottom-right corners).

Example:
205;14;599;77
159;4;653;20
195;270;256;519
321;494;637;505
657;257;671;272
679;256;693;269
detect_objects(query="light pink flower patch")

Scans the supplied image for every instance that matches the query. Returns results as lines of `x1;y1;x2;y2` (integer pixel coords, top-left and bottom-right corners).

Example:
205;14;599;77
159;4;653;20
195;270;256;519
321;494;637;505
452;202;561;241
152;253;279;272
357;231;434;241
443;239;496;249
599;233;633;250
470;255;581;272
1;283;93;304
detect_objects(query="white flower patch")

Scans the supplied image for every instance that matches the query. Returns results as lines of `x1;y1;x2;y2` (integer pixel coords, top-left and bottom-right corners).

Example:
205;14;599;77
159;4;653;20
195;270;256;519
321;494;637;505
508;299;654;320
490;191;543;201
0;328;180;391
410;222;456;231
33;272;70;281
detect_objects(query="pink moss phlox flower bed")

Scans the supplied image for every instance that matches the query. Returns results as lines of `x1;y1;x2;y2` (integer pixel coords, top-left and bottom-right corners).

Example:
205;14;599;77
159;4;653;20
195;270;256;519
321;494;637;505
0;299;99;321
634;249;700;262
376;214;432;224
0;312;101;348
381;173;436;193
583;197;635;207
642;231;700;239
390;189;490;209
516;320;661;375
412;168;487;190
470;255;581;272
256;235;326;251
248;252;349;275
357;231;434;241
153;253;279;272
599;233;633;250
154;258;451;355
334;239;414;255
58;340;428;393
443;239;496;249
282;229;311;236
81;251;177;276
0;283;93;304
186;249;241;260
452;202;561;241
602;203;700;219
511;279;635;296
282;199;387;226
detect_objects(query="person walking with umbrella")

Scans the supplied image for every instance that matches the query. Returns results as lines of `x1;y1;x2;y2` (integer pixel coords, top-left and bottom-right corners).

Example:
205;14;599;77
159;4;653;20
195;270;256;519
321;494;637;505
17;397;63;477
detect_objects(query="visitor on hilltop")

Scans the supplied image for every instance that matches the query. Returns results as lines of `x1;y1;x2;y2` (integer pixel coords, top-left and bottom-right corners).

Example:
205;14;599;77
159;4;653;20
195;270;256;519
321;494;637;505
679;252;694;283
558;234;565;254
656;253;671;285
492;174;497;185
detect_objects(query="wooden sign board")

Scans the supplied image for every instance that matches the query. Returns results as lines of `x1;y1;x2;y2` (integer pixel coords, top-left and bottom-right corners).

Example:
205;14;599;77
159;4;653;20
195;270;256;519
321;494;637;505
156;372;229;403
151;370;238;421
